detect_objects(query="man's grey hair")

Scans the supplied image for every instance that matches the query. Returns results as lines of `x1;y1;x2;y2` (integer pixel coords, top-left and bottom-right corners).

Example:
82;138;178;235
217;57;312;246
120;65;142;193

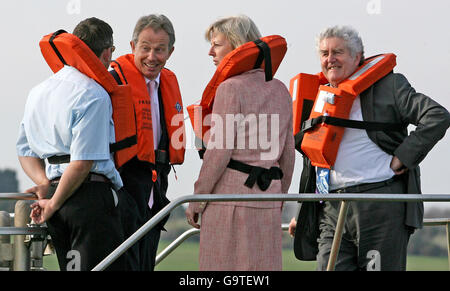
316;25;365;65
132;14;175;50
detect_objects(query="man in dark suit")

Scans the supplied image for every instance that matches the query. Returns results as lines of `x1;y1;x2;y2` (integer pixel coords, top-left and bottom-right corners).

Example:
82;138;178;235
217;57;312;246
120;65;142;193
110;14;185;271
289;25;450;271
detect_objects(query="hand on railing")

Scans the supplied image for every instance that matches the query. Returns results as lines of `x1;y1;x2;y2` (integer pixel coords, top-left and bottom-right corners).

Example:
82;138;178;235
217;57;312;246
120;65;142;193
25;181;50;200
30;199;56;224
185;204;200;229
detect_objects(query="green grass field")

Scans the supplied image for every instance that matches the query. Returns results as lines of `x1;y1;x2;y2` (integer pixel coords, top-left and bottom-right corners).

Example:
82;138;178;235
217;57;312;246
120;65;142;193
42;239;449;271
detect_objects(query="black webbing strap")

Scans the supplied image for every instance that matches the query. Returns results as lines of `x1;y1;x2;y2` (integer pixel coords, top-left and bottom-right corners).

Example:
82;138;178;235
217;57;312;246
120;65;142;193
152;84;172;178
156;86;170;166
49;29;68;66
294;99;315;152
198;149;205;159
47;155;70;165
301;115;404;133
227;159;283;191
294;132;305;153
155;149;169;165
253;39;273;82
109;135;137;153
48;135;138;165
110;69;123;85
110;60;128;85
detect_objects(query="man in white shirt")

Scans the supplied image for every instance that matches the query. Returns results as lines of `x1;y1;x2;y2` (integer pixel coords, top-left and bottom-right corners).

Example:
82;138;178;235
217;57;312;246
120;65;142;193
289;25;450;270
16;17;125;271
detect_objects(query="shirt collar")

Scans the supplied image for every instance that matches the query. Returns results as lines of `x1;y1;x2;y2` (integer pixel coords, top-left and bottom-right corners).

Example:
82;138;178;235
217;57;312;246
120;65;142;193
144;73;161;88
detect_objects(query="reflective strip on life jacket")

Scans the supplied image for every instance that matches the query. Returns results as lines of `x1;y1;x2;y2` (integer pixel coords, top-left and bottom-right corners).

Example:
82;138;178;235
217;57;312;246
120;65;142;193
111;54;186;166
186;35;287;151
290;53;398;169
39;30;137;169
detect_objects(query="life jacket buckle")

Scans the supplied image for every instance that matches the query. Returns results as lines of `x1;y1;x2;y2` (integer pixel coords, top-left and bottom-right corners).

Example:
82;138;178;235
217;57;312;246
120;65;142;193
301;119;314;132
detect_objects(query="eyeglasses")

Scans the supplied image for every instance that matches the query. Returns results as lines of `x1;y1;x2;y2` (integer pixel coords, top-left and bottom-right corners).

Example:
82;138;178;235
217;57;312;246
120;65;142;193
110;45;115;53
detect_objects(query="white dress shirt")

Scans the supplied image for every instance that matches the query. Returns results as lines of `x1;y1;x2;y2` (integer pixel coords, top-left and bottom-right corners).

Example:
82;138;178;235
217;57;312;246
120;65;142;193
329;96;395;190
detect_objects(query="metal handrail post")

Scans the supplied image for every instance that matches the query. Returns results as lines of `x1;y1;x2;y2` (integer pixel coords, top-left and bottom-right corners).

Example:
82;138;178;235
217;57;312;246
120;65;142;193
0;211;12;269
13;200;32;271
447;222;450;271
326;201;349;271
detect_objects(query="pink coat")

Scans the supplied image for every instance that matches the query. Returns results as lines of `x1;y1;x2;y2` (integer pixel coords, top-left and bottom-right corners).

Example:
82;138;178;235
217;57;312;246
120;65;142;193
189;69;295;270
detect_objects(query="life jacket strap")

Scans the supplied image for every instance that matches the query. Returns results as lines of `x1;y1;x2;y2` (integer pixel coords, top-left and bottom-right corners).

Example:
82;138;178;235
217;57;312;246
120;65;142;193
253;39;273;82
301;115;404;132
47;147;167;166
155;149;169;165
47;155;70;165
49;30;68;66
198;149;205;160
109;135;137;153
110;61;128;85
227;159;283;191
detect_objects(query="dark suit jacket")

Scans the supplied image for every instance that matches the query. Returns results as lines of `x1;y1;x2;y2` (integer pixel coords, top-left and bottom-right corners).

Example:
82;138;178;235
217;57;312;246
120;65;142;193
294;72;450;260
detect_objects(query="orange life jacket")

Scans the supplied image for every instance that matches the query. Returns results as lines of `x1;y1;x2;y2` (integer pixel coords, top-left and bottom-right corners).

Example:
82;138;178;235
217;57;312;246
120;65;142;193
39;30;137;169
110;54;186;167
290;53;398;169
187;35;287;150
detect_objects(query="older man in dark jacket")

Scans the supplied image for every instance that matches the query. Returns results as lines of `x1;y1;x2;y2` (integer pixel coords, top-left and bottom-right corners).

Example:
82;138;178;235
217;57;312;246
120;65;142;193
290;25;450;271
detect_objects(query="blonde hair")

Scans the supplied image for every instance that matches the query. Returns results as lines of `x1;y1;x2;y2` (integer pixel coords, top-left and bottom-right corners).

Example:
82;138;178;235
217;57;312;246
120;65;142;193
205;15;261;49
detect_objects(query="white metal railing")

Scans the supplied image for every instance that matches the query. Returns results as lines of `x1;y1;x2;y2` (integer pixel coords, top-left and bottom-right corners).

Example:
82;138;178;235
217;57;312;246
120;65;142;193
1;193;449;271
0;193;36;200
0;193;44;236
155;219;450;268
0;193;47;271
91;193;450;271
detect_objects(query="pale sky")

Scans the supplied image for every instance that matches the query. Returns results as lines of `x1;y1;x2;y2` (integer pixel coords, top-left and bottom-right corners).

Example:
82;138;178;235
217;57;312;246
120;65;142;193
1;0;449;210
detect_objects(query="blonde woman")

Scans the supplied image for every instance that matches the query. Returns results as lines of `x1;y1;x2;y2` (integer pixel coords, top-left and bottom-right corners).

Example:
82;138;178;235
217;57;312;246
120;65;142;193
186;15;294;271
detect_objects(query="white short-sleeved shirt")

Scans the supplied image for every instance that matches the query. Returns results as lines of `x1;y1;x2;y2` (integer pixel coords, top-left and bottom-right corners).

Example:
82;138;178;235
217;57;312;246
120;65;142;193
16;65;123;189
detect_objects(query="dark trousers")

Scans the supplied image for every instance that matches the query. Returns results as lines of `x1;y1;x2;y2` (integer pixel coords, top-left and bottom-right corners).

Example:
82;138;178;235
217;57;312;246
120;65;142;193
119;158;170;271
316;178;412;271
46;182;126;271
